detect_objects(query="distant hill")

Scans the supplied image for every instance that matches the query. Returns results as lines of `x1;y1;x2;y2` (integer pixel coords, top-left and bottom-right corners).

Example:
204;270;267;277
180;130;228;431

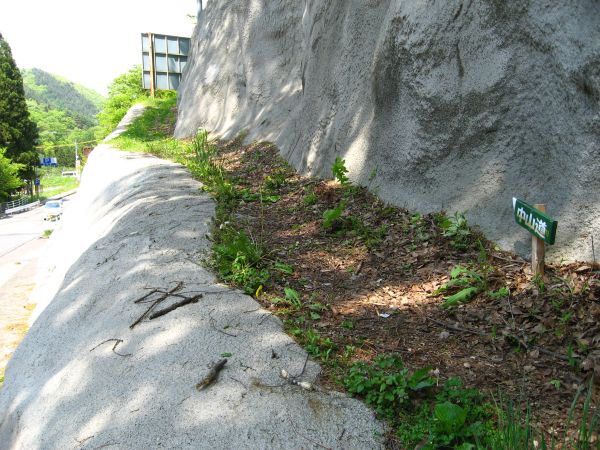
21;68;105;128
21;68;105;166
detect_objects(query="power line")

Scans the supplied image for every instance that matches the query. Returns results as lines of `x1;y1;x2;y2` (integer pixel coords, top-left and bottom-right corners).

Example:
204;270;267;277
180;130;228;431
35;139;98;150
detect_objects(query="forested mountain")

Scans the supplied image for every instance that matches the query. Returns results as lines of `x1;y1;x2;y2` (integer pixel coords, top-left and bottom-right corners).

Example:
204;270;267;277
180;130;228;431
22;68;104;128
21;68;105;166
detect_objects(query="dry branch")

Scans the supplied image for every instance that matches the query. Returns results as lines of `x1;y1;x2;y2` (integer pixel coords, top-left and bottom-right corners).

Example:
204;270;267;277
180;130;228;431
130;282;183;329
148;294;203;320
89;338;132;357
196;358;227;391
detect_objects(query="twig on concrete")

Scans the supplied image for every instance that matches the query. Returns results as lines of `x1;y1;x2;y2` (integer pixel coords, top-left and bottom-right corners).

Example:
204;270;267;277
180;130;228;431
74;434;95;447
294;352;310;379
229;375;249;389
148;294;203;320
258;312;273;325
134;288;160;303
90;441;119;450
196;358;227;391
96;244;126;267
89;339;132;357
130;282;184;329
208;309;239;337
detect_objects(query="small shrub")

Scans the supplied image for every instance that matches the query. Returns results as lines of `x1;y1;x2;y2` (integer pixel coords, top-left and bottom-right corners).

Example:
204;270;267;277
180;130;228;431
439;212;472;249
212;228;269;294
303;328;336;361
303;192;318;205
323;201;345;229
397;377;495;449
270;287;302;309
343;355;434;418
331;156;350;186
264;170;286;191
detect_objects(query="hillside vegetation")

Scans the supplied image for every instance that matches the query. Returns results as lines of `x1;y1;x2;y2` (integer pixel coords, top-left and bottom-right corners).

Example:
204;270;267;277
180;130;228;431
111;96;600;449
21;68;105;166
22;68;103;128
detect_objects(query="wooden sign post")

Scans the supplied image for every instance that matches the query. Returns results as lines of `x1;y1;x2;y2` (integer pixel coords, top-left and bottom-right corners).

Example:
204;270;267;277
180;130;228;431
531;204;546;277
513;198;558;278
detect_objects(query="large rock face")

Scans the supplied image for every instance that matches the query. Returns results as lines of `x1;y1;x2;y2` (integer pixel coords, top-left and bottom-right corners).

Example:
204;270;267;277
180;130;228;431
175;0;600;262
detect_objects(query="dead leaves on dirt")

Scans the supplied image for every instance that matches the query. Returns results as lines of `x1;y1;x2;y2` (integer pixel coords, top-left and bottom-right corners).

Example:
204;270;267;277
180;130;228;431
212;138;600;436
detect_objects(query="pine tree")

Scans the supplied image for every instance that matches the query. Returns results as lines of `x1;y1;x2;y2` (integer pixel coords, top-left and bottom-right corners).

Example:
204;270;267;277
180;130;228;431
0;32;38;172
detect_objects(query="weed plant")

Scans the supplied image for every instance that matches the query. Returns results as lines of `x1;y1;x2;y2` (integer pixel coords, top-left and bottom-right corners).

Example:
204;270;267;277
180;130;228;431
212;227;269;294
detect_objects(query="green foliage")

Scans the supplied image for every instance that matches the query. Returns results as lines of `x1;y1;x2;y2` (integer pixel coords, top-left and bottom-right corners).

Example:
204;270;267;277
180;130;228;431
272;261;294;275
37;166;79;199
97;66;147;138
0;33;38;176
490;383;600;450
345;216;388;248
331;156;350;186
186;129;242;214
438;212;472;249
301;328;336;361
304;329;333;359
344;355;434;418
0;147;23;200
434;401;468;435
22;68;103;129
263;170;286;190
488;287;510;299
271;287;302;309
395;377;494;449
323;201;345;229
212;228;269;294
303;192;318;205
433;265;486;308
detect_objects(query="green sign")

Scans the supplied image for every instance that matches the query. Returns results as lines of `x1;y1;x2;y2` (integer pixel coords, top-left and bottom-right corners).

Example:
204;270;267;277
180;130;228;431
513;198;558;245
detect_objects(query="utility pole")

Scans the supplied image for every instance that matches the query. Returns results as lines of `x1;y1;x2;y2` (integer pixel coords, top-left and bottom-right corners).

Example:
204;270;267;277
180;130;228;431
148;32;155;98
75;141;80;180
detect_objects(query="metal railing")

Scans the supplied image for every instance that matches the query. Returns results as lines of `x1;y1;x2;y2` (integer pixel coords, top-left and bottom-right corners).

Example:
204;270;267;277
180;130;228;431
1;197;40;215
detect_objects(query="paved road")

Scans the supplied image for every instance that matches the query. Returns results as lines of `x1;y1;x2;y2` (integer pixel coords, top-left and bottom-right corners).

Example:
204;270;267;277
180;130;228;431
0;198;72;287
0;198;73;374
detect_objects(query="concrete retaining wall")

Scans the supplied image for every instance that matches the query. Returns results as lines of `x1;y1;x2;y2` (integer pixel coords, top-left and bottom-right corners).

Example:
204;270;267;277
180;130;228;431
175;1;600;262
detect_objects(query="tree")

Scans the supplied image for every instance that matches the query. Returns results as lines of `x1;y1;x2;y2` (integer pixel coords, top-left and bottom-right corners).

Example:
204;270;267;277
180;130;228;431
97;66;147;137
0;147;23;201
0;33;38;163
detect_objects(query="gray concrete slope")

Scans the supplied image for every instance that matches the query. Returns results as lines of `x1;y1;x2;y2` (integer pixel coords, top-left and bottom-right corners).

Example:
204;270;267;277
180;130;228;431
175;1;600;262
0;144;383;448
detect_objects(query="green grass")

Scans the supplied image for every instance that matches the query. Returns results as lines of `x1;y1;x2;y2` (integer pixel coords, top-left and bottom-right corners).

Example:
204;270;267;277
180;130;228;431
37;166;79;199
111;93;190;163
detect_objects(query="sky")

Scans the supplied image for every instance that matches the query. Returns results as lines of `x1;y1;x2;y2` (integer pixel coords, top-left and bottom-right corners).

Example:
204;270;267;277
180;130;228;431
0;0;200;96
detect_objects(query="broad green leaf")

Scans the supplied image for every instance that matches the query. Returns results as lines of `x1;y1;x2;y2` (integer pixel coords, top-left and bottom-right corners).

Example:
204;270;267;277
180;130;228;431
442;286;480;308
434;401;467;432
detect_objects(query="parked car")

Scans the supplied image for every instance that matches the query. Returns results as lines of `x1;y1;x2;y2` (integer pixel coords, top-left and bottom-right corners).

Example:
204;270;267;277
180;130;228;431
43;200;63;221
